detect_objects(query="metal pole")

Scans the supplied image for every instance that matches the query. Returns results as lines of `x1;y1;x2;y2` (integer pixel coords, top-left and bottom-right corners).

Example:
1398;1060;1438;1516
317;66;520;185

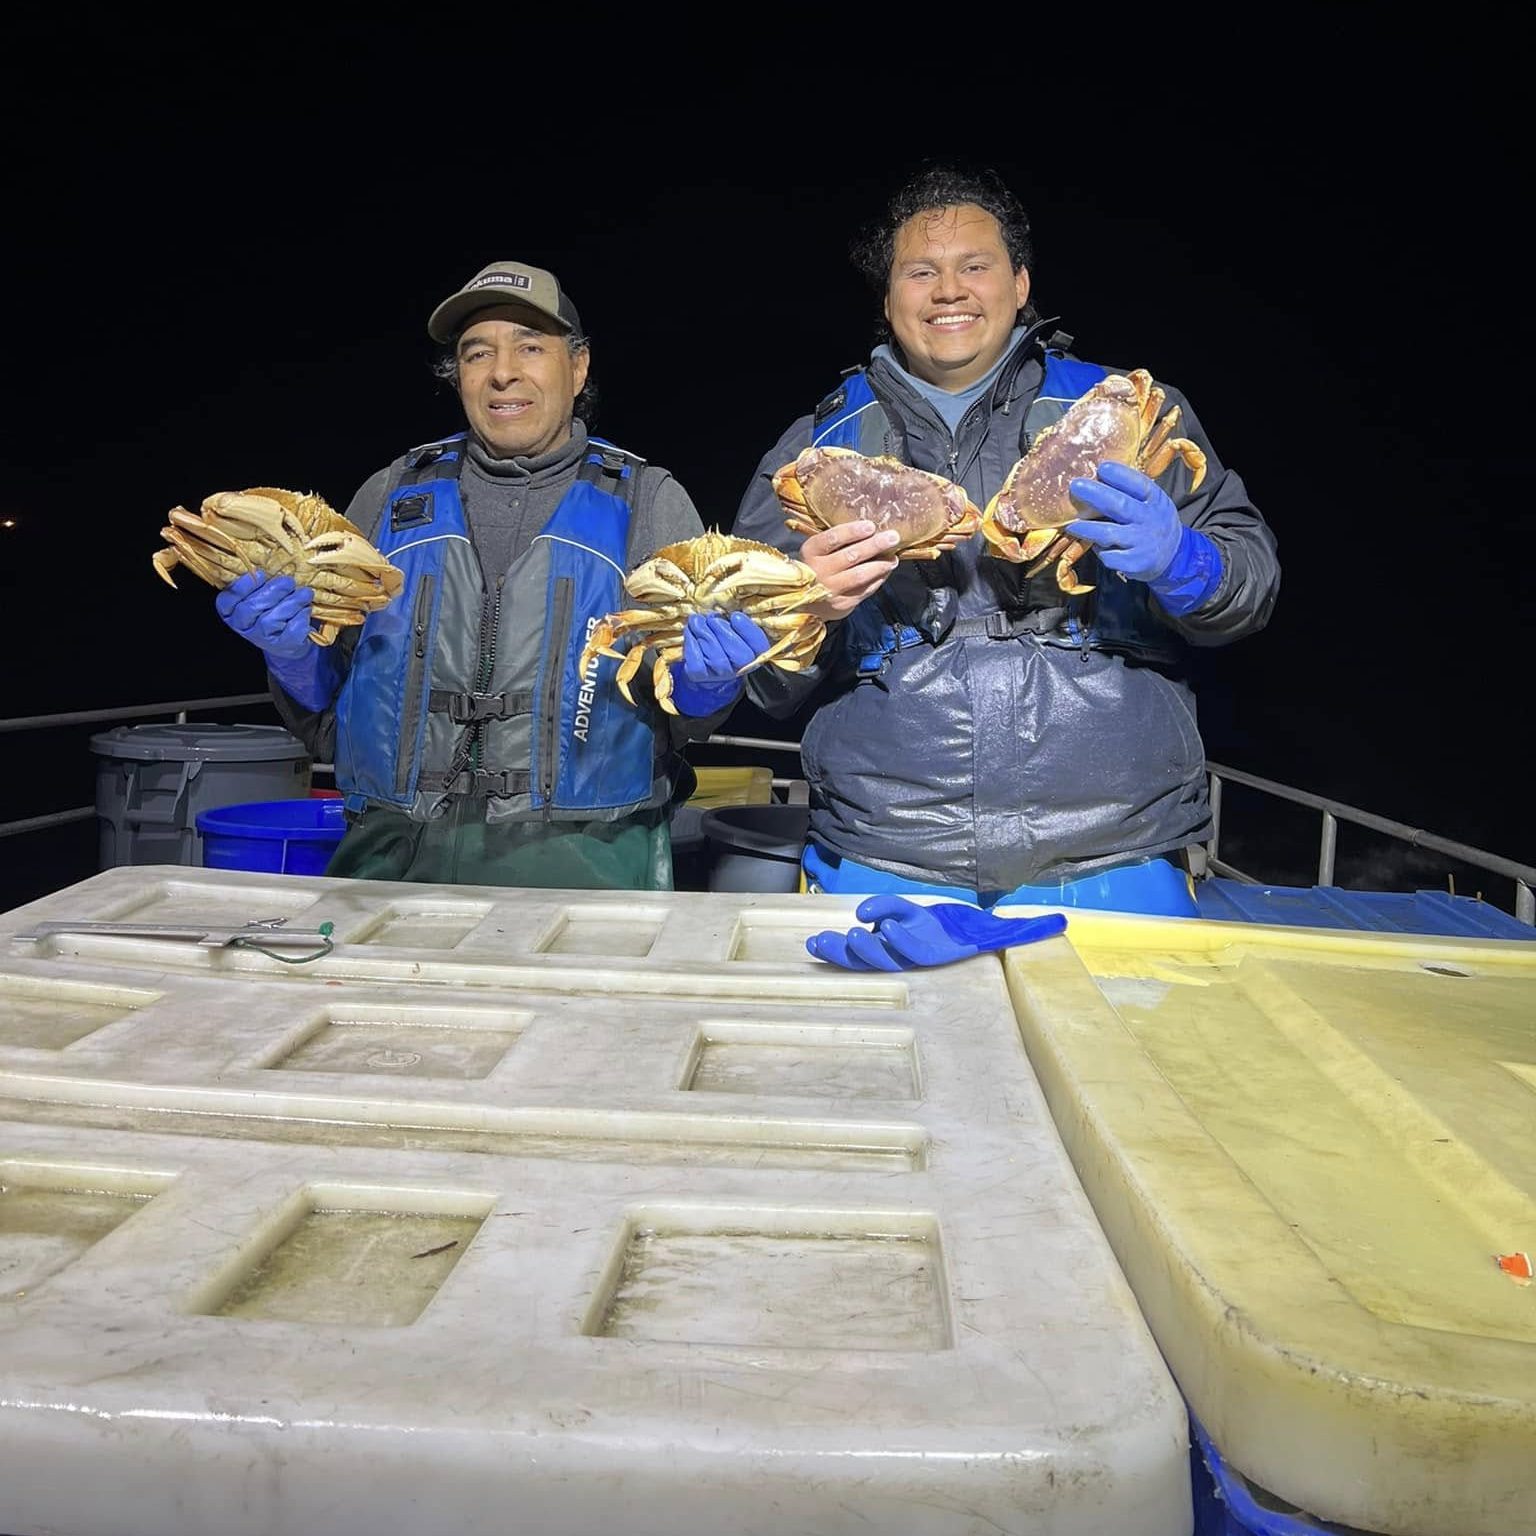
1318;810;1338;887
0;693;272;734
1208;772;1223;866
1206;761;1536;888
0;806;94;839
704;733;807;756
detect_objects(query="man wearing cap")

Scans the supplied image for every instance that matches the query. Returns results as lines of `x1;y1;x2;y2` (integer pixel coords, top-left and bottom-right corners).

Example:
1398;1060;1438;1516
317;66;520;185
215;260;767;889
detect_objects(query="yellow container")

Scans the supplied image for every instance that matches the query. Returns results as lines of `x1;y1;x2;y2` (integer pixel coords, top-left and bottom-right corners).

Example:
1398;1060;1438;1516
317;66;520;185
687;765;774;810
997;908;1536;1536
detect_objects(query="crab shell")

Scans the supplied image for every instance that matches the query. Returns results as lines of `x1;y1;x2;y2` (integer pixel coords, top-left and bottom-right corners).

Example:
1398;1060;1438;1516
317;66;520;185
980;369;1207;594
152;486;405;645
771;445;981;561
578;530;829;715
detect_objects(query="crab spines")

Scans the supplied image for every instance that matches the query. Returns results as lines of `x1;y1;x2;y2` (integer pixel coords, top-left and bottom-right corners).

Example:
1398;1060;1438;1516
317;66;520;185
153;485;403;645
583;534;830;716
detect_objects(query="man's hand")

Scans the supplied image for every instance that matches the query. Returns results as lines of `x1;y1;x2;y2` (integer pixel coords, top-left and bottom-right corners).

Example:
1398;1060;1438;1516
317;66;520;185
1064;462;1185;583
798;522;901;621
681;612;772;686
215;571;315;660
667;612;774;717
216;569;343;711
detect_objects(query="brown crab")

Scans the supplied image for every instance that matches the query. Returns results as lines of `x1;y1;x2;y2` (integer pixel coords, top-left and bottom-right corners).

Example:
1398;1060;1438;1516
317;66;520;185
579;531;829;715
153;487;404;645
980;369;1207;594
771;445;981;560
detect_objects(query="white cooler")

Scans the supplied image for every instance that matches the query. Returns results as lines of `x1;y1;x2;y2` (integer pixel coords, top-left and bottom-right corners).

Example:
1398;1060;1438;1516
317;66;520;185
0;867;1191;1536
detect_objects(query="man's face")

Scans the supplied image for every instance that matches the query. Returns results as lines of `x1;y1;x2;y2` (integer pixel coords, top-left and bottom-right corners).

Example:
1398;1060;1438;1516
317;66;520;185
455;305;589;458
884;203;1030;391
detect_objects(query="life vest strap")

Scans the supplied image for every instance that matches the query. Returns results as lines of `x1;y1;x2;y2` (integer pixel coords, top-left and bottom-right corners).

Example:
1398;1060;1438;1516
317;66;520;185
417;767;535;798
427;688;534;723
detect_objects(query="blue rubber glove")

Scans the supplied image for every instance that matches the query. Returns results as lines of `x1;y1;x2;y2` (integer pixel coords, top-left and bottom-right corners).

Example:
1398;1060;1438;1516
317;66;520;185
668;612;773;716
806;896;1069;971
215;571;340;710
216;571;314;659
1065;462;1223;615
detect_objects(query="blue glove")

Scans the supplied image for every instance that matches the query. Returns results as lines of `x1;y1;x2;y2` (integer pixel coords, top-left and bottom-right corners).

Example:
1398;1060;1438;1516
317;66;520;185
216;571;314;659
1065;461;1223;614
668;612;773;716
215;571;340;710
806;896;1068;971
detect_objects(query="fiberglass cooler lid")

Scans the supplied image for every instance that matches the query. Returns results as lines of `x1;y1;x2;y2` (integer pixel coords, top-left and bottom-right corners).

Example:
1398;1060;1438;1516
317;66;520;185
0;867;1189;1536
997;903;1536;1536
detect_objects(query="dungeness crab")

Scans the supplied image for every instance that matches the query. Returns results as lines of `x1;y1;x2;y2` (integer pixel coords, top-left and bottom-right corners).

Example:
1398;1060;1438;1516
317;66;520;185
980;369;1206;594
771;445;980;560
154;487;403;645
579;531;828;715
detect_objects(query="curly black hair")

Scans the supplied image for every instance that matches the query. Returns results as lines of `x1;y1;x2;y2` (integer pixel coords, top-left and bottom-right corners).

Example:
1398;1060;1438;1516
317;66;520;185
850;161;1038;337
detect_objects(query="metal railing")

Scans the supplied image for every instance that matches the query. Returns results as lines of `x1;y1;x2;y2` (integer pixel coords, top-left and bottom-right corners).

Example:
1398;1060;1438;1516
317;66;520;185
0;693;273;838
1206;761;1534;926
2;698;1531;927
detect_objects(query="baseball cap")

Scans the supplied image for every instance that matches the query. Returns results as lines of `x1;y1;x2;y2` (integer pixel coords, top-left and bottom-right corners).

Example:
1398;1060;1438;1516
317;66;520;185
427;261;582;343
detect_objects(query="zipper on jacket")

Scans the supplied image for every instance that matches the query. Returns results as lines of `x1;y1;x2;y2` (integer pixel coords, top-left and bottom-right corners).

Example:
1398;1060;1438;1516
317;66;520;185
540;576;575;803
467;575;505;774
395;574;437;798
948;396;995;487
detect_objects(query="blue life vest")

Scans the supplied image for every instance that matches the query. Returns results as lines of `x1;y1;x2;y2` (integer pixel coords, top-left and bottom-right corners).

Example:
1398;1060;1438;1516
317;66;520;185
811;348;1182;672
334;436;662;822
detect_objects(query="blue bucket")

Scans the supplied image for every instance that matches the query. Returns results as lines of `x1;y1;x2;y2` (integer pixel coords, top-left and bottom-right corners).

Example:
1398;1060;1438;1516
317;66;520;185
195;798;347;876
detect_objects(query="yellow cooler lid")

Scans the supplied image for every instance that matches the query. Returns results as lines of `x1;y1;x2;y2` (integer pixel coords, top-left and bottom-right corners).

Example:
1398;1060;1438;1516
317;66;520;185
1001;908;1536;1536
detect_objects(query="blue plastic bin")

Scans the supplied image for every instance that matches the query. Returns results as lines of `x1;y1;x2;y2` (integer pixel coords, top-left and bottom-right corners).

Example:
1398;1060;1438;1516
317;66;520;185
1190;1413;1363;1536
1196;876;1532;939
195;798;347;876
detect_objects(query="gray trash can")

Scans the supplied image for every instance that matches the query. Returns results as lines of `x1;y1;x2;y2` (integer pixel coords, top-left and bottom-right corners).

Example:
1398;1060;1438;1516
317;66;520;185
90;722;313;870
700;804;811;892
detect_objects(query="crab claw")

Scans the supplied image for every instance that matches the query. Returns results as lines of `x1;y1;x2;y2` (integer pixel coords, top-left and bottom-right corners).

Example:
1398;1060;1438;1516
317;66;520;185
151;485;404;641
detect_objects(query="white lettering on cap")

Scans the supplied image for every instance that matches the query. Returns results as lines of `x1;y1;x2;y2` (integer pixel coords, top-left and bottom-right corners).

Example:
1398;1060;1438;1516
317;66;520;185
470;272;532;291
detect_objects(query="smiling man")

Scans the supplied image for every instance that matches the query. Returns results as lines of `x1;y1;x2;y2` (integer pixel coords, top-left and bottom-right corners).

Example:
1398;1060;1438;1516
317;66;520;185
732;163;1281;928
883;201;1032;390
213;259;762;889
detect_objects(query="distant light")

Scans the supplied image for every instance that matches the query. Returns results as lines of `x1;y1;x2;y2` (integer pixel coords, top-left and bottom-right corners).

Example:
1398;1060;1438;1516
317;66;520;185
0;518;15;529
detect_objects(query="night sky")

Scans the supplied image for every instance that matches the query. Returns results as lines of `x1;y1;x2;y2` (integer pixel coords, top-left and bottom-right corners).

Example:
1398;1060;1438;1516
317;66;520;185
3;19;1531;913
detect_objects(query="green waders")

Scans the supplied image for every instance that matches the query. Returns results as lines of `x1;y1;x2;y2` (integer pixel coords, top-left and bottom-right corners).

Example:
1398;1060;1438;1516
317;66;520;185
325;797;674;891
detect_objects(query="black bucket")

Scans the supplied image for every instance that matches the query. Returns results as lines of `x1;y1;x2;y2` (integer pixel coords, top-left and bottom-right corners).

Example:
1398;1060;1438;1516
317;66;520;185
699;804;811;892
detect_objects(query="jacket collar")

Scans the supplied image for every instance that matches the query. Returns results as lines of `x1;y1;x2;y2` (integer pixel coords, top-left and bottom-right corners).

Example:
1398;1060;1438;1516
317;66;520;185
465;419;590;482
872;316;1059;417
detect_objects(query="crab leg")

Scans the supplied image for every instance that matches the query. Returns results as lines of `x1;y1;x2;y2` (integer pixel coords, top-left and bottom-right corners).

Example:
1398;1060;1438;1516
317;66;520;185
1139;433;1208;491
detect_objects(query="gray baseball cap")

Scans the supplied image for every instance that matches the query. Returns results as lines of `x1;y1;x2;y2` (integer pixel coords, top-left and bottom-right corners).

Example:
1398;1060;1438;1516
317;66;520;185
427;261;582;343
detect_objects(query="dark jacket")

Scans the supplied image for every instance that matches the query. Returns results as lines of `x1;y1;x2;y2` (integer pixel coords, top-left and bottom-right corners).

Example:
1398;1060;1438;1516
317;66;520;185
731;331;1280;891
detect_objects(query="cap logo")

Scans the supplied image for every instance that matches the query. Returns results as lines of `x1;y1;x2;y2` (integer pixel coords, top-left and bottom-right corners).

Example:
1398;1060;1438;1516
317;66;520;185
470;272;532;292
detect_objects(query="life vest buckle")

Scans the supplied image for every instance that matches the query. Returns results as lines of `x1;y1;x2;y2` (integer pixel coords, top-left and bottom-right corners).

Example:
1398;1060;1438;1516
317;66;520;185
429;689;510;724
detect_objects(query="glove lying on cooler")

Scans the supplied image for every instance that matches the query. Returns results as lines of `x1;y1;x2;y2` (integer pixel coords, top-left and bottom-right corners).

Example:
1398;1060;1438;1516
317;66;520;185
806;896;1069;971
668;611;774;716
